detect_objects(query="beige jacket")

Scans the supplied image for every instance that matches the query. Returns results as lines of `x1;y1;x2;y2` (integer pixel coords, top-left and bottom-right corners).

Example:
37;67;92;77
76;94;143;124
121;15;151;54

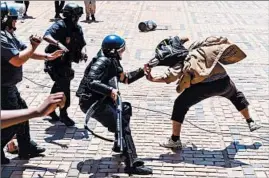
162;36;247;93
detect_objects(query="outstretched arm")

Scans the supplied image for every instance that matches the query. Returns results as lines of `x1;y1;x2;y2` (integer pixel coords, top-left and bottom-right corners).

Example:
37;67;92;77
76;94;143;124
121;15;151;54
145;73;167;83
144;64;180;83
1;34;41;67
1;92;65;129
119;67;145;84
31;50;64;61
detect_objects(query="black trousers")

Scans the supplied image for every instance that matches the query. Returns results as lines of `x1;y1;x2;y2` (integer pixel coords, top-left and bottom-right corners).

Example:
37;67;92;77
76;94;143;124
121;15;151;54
172;76;249;123
24;1;29;13
1;86;31;157
55;1;65;15
48;67;72;115
80;99;137;167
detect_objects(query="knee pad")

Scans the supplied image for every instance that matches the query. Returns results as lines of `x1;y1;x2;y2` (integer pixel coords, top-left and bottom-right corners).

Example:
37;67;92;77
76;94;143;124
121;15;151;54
122;102;132;116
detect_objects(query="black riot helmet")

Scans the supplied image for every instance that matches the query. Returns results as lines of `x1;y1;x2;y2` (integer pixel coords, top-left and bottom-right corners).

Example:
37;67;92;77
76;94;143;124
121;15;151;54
62;3;83;18
62;3;83;26
1;2;19;30
101;34;126;59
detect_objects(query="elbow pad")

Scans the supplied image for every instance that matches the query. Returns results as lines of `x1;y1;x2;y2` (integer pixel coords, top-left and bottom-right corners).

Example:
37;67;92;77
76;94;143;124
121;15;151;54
87;80;113;96
127;68;144;84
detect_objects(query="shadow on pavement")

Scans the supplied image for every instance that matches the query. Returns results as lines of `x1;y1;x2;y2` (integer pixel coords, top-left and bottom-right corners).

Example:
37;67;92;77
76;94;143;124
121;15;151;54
144;141;262;168
77;156;125;177
44;123;88;148
2;159;65;178
22;15;35;19
76;141;262;177
80;20;104;24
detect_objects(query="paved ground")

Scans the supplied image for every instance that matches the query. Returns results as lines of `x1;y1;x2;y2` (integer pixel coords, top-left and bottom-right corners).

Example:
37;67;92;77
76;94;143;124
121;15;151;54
1;1;269;178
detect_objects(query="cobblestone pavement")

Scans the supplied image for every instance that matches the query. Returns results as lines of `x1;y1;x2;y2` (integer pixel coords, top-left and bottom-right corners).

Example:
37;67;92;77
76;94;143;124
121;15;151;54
1;1;269;178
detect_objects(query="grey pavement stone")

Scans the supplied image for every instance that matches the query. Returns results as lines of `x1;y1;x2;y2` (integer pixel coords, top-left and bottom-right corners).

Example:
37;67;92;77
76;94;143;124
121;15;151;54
243;168;256;175
1;1;269;178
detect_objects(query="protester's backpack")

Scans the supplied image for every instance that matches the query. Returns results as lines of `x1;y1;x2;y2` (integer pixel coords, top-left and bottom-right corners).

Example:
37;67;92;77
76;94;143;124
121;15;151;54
149;36;189;67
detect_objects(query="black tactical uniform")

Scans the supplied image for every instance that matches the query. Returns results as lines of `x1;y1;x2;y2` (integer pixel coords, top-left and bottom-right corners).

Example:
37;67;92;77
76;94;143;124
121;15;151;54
44;3;86;126
1;2;45;164
77;35;153;175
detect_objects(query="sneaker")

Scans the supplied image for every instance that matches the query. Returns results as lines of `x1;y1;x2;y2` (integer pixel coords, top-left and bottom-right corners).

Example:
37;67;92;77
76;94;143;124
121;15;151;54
124;165;153;175
247;120;261;132
159;137;182;149
19;140;46;159
6;139;18;154
60;114;75;127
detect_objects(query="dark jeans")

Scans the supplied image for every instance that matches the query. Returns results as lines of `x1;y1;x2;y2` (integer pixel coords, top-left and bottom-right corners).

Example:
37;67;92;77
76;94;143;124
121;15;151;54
47;66;73;115
1;86;31;157
55;1;65;15
172;76;249;123
80;98;137;167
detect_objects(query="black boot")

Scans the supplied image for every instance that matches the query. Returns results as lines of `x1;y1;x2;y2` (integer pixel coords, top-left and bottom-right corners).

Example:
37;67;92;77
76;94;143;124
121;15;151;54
124;165;153;175
91;14;95;21
19;140;46;159
124;157;152;175
54;13;61;19
49;111;60;122
112;134;121;153
86;15;90;21
60;112;75;127
112;141;121;153
1;149;10;165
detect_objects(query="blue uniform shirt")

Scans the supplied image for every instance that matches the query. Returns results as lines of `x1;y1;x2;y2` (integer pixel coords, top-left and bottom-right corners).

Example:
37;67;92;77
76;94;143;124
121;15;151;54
1;30;27;87
44;19;86;66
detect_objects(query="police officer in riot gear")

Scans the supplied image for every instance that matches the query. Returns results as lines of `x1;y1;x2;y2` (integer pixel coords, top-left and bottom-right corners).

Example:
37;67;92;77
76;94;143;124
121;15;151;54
1;2;63;164
43;3;87;127
77;35;153;175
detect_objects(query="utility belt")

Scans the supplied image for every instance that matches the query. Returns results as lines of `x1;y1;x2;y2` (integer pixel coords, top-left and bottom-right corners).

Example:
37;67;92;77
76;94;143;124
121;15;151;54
44;61;75;81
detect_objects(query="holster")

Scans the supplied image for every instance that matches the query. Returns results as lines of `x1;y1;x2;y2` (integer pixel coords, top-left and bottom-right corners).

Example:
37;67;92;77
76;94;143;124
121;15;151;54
45;62;75;81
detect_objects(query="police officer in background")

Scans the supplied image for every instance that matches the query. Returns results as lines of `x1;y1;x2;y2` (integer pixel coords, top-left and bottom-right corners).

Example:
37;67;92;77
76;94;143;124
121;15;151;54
1;2;63;164
43;3;87;127
77;35;152;175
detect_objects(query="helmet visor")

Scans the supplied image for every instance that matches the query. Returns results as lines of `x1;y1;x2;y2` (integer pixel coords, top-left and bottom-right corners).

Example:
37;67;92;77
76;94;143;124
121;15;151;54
117;46;130;60
117;46;125;54
74;6;83;16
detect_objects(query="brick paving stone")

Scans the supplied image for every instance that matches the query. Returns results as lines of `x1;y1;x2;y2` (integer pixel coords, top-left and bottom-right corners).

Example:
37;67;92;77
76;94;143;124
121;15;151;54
255;171;268;178
243;168;256;175
1;1;269;178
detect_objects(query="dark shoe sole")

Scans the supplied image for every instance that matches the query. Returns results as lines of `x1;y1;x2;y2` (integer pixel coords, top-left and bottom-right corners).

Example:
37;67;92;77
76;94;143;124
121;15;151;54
1;158;10;165
124;166;153;175
249;125;262;132
19;147;46;159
